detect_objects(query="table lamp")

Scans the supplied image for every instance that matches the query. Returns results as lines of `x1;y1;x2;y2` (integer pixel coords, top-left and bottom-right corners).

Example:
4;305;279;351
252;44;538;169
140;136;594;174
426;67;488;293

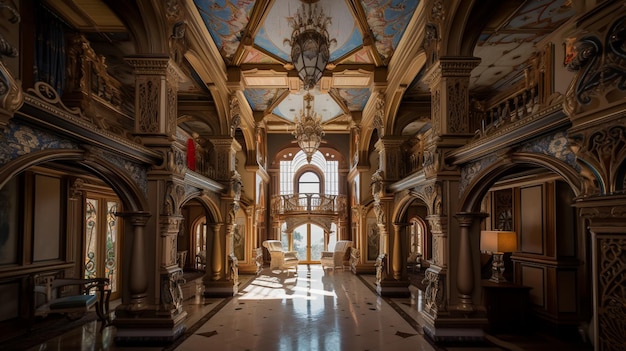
480;230;518;283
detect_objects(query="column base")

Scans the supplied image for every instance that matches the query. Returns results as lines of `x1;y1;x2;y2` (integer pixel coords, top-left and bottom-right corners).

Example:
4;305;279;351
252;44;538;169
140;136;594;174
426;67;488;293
203;279;239;297
376;279;410;297
113;308;187;346
421;309;488;344
351;262;376;274
237;262;261;275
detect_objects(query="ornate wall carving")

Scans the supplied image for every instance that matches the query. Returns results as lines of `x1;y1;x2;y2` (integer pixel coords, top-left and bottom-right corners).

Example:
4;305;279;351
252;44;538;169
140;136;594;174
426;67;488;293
137;76;161;133
423;267;446;317
447;80;468;133
565;16;626;117
568;123;626;196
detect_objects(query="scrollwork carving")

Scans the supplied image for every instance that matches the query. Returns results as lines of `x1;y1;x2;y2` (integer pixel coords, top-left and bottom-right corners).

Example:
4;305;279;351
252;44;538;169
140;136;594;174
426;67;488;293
565;16;626;116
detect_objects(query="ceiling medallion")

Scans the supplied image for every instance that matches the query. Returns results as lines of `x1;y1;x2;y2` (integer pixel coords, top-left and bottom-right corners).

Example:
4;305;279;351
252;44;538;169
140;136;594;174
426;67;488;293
293;92;324;163
286;0;337;90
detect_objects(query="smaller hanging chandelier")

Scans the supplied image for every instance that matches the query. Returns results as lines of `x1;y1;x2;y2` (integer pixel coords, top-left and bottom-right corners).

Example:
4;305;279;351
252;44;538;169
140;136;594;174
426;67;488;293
293;92;324;163
286;0;336;90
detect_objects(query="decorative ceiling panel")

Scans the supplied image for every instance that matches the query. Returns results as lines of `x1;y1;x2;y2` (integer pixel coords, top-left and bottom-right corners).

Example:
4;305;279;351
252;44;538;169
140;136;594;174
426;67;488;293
360;0;420;61
273;89;343;122
338;88;370;111
254;0;362;64
242;47;281;64
193;0;256;60
244;88;286;111
340;48;374;64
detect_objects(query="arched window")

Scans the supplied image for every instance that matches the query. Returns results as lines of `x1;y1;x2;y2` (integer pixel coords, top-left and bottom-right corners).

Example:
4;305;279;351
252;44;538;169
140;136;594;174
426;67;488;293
298;171;320;194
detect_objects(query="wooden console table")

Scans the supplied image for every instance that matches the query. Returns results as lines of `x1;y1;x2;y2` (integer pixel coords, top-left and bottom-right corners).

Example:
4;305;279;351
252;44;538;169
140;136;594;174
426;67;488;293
481;280;532;334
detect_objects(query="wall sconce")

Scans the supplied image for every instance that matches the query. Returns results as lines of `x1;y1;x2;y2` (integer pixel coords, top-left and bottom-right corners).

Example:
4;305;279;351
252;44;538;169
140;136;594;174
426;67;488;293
480;230;518;283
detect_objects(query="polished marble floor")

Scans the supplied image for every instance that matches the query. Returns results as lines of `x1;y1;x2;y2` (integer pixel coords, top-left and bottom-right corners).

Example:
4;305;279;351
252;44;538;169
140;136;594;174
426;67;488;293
17;265;584;351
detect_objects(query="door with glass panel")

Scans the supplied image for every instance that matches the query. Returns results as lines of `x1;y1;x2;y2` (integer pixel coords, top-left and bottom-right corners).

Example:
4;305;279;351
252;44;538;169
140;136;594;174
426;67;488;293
85;196;121;299
292;223;324;263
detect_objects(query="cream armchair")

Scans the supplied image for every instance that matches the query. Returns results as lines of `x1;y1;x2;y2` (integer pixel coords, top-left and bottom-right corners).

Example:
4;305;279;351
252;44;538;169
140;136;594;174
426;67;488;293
262;240;299;274
320;241;353;271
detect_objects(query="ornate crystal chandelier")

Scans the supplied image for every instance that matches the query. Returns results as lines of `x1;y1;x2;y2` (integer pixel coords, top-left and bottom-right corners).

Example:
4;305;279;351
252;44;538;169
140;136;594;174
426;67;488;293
286;0;336;90
293;92;324;163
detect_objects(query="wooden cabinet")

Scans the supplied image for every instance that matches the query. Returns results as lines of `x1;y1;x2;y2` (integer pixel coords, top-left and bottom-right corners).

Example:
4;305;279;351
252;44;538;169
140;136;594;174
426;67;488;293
482;280;532;334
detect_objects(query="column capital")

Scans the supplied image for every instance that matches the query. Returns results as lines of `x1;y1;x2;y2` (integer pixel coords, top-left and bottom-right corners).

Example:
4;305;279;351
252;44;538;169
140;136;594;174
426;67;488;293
425;56;481;85
454;212;488;227
116;211;151;226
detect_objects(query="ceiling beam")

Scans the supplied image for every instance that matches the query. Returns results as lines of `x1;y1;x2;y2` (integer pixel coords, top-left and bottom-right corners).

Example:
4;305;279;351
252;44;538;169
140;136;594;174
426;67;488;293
232;0;276;66
344;0;383;66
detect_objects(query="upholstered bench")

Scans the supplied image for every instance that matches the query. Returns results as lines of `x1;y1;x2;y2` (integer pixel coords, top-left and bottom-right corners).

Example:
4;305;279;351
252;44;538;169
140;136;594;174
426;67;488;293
33;274;111;329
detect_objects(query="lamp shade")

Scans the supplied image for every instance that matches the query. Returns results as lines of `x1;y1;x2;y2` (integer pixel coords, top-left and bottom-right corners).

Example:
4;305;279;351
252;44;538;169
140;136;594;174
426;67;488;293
480;230;518;253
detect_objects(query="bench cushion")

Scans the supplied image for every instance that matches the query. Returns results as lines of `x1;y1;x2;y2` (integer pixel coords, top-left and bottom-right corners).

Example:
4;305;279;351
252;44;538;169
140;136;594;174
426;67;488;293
49;294;97;310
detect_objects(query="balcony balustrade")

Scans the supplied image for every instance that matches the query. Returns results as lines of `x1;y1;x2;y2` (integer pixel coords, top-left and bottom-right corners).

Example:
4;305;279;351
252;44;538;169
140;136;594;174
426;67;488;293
271;193;347;217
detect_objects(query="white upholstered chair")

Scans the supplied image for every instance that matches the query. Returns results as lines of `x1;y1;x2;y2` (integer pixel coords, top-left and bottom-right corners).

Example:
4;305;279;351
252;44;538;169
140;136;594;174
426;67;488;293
320;241;353;271
262;240;299;274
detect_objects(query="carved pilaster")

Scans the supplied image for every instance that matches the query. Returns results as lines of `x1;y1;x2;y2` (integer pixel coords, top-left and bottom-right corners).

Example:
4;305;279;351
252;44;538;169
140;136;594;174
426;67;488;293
373;93;385;137
375;137;404;182
126;56;183;139
350;123;361;168
424;57;481;137
210;137;242;181
229;95;241;137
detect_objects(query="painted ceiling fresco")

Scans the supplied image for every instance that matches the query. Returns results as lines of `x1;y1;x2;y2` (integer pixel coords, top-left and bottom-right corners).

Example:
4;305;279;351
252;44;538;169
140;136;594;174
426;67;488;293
192;0;421;129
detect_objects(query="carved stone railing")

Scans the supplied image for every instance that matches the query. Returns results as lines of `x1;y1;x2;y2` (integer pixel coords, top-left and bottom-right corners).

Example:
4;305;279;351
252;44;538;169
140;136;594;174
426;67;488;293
271;193;347;217
400;136;425;177
475;84;541;138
